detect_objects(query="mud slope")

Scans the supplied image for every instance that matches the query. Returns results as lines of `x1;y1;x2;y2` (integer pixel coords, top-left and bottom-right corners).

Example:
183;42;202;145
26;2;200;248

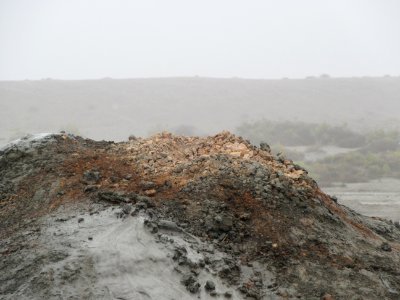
1;132;400;300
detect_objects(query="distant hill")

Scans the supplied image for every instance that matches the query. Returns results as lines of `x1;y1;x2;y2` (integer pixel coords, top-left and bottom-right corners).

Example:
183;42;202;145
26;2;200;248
1;77;400;145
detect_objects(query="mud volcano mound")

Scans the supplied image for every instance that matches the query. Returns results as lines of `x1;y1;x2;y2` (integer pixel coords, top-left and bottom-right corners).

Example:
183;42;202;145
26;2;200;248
1;132;400;299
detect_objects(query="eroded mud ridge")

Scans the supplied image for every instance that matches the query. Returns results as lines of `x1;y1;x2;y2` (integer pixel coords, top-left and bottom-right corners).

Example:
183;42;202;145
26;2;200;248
1;132;400;300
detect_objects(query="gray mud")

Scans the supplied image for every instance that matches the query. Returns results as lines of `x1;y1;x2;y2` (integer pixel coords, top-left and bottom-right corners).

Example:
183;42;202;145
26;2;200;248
1;202;275;299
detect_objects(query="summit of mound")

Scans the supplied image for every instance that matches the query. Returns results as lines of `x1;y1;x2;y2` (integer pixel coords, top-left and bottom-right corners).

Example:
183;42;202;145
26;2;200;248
1;132;399;299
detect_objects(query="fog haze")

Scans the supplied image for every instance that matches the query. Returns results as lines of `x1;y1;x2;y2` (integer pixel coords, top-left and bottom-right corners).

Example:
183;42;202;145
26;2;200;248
1;0;400;80
1;76;400;144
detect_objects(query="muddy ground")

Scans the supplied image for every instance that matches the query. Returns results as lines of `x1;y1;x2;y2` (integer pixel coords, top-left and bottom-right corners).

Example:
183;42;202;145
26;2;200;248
1;133;400;299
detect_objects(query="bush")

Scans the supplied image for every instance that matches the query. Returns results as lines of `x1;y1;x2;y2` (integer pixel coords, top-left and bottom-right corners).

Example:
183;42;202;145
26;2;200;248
236;120;366;148
306;150;400;185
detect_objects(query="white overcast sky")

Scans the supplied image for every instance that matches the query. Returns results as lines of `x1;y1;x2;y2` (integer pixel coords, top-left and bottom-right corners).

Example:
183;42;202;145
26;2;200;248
0;0;399;80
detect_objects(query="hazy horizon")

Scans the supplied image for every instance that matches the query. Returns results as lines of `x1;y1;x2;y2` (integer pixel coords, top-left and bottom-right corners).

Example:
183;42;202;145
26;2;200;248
1;0;400;80
2;74;400;82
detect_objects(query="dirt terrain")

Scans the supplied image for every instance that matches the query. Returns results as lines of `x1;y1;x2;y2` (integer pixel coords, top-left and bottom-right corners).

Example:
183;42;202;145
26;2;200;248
325;179;400;222
1;132;400;299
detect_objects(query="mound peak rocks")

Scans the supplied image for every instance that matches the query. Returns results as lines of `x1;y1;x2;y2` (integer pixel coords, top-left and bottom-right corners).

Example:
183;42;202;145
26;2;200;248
0;131;399;299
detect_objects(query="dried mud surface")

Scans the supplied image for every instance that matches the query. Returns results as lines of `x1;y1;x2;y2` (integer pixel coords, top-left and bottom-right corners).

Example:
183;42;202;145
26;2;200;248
1;132;400;299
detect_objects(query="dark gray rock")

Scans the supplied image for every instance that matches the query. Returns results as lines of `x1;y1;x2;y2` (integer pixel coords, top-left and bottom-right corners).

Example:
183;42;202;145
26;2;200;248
83;170;101;183
98;191;129;203
205;280;216;291
381;242;392;252
128;135;137;141
214;215;233;232
224;291;233;298
121;204;132;215
181;274;200;293
259;142;271;153
84;185;98;193
158;220;181;232
140;181;156;190
144;220;159;233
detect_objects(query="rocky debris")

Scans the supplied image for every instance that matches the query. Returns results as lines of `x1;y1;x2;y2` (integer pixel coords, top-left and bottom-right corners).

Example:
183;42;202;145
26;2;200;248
259;142;271;153
144;219;159;233
214;214;233;232
128;134;137;141
158;219;182;232
97;191;130;203
124;174;133;180
224;291;233;298
181;274;201;293
381;242;392;252
140;180;157;190
83;184;99;193
205;280;216;291
0;131;400;299
321;294;334;300
83;169;101;183
144;189;157;196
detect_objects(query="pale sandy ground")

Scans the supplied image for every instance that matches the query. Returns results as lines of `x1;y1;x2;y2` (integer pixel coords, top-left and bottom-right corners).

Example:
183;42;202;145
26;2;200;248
36;206;244;300
324;178;400;222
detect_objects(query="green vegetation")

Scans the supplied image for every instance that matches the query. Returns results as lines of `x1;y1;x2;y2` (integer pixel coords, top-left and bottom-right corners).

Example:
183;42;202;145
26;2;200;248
302;130;400;184
363;130;400;152
238;120;400;185
237;120;366;147
304;150;400;185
